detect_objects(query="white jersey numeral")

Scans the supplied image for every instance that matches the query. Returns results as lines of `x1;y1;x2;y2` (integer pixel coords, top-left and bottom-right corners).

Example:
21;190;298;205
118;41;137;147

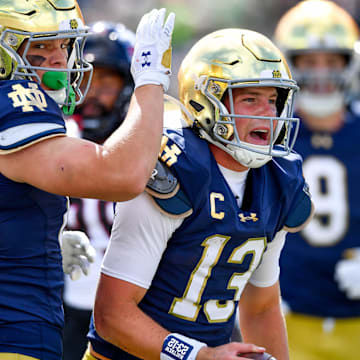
301;156;348;246
169;235;266;322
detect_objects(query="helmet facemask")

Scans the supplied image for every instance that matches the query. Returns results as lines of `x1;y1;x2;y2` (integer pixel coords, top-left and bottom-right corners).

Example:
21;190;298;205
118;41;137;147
178;28;300;169
192;76;299;168
0;23;93;115
290;52;358;117
274;0;360;118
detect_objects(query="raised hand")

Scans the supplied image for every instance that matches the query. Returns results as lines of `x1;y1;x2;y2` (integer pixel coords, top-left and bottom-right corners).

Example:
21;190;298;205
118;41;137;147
131;8;175;92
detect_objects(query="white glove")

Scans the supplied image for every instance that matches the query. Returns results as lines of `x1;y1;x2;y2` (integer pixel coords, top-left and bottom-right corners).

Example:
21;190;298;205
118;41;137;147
61;230;96;281
334;248;360;300
131;8;175;91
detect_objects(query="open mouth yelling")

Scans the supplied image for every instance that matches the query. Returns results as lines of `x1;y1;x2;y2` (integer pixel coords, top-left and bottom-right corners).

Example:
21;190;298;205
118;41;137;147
248;128;270;145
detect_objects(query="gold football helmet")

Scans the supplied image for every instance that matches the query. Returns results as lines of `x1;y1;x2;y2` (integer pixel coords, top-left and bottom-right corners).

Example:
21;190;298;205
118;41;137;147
0;0;93;114
178;28;299;168
274;0;360;116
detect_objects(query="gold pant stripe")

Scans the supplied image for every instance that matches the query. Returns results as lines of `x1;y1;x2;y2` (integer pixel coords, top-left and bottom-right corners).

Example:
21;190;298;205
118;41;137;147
82;348;98;360
286;312;360;360
0;354;39;360
81;345;112;360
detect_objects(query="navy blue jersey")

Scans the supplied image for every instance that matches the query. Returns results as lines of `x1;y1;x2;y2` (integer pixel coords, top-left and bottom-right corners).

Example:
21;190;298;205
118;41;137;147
88;127;308;359
0;80;67;359
280;110;360;318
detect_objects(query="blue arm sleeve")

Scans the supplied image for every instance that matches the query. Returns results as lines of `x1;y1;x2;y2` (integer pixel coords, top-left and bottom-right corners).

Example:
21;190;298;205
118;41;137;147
0;80;65;154
284;182;314;232
145;160;193;218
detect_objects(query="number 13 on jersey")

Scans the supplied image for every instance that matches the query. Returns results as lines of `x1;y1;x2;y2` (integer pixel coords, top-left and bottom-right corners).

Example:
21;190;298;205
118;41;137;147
169;235;266;323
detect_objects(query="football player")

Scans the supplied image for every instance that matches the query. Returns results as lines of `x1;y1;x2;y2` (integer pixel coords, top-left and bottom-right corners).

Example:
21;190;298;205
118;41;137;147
0;1;175;359
84;29;313;360
274;1;360;359
62;21;135;360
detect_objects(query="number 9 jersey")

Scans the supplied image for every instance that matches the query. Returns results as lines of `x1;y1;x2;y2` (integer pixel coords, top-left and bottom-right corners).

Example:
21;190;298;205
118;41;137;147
279;108;360;317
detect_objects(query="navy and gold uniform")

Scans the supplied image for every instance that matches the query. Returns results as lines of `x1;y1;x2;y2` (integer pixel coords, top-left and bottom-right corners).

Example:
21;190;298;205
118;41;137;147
279;110;360;358
0;80;67;360
273;1;360;358
280;110;360;317
87;125;311;359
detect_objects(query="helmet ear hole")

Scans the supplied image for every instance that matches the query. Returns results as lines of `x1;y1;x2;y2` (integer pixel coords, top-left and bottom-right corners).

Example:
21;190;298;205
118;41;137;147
177;28;299;167
275;124;287;144
189;100;204;113
0;0;92;108
0;47;14;80
276;88;289;116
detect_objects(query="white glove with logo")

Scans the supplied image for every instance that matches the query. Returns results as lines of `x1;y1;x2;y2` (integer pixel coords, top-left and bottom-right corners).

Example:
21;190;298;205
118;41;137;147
131;8;175;92
61;230;96;281
334;248;360;300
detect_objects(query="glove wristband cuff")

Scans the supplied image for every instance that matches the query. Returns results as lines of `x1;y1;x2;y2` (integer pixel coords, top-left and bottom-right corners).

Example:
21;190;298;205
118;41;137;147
160;333;207;360
134;71;170;92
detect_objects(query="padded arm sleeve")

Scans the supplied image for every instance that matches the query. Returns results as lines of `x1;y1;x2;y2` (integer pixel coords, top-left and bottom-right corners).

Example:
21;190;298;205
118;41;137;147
283;182;314;233
0;81;66;154
145;160;193;218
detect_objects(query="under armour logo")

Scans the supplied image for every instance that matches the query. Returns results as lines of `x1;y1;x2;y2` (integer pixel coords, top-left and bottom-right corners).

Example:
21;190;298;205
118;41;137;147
239;213;258;223
141;51;151;67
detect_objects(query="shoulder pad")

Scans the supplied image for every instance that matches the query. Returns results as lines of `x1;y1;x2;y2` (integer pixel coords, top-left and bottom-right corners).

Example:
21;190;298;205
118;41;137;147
146;160;192;218
163;94;191;129
0;80;66;154
350;100;360;116
0;123;66;154
283;182;314;233
147;160;178;198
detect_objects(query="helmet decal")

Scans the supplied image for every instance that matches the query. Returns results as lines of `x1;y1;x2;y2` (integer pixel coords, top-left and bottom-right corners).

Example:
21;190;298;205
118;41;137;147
274;0;360;115
0;0;93;114
178;28;299;168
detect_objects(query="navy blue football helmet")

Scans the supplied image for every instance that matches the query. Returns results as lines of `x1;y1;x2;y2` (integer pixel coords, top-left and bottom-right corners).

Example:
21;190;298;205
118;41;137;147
78;21;135;142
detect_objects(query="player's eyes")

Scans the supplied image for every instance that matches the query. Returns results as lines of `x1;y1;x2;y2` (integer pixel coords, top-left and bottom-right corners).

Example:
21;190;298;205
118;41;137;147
33;43;46;49
61;40;71;49
242;97;255;103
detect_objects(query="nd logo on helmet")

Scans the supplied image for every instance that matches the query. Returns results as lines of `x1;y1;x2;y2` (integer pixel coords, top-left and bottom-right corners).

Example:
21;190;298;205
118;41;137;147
70;19;79;29
272;70;281;78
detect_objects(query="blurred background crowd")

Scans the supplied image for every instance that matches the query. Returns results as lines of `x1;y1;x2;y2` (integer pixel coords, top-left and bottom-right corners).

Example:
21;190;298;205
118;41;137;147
76;0;360;94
